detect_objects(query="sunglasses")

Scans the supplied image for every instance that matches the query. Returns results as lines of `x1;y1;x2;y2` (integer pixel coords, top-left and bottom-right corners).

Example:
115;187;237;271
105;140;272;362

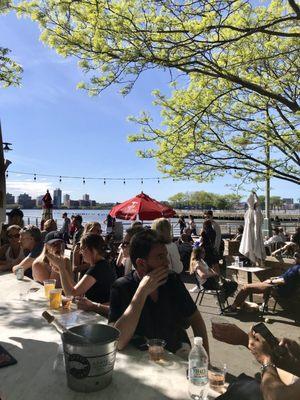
8;233;20;239
121;241;130;248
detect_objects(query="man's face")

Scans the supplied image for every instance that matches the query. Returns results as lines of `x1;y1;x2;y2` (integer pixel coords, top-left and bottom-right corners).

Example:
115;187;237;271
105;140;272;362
143;244;169;273
20;232;34;250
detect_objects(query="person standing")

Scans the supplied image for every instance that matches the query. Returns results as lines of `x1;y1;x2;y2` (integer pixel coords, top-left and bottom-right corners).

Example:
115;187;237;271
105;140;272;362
188;215;197;235
204;210;221;255
60;212;70;243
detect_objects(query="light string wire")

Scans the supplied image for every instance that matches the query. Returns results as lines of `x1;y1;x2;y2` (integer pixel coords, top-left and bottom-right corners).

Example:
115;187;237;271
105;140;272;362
5;170;185;183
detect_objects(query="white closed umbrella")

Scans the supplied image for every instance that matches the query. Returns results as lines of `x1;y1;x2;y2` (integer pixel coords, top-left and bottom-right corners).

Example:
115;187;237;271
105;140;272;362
239;192;266;265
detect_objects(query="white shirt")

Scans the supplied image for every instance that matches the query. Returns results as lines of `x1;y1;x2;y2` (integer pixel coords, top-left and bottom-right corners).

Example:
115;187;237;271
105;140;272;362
195;259;210;286
165;242;183;274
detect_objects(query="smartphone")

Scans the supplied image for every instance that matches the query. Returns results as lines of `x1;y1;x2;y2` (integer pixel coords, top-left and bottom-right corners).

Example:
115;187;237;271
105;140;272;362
252;323;279;347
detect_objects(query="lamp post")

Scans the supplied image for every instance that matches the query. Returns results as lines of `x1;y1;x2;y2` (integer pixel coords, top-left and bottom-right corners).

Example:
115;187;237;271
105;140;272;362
262;131;271;237
0;120;12;233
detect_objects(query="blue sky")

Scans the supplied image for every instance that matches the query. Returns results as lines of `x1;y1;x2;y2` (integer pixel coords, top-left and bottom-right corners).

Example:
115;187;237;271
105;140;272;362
0;11;297;203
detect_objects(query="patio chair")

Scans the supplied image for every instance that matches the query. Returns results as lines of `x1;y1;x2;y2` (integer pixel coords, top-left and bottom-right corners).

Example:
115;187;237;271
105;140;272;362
193;273;229;314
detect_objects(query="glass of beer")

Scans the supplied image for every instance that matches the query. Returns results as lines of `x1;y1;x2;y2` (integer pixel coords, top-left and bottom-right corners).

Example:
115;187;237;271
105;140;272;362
43;279;56;299
49;289;62;309
208;363;227;393
147;339;166;362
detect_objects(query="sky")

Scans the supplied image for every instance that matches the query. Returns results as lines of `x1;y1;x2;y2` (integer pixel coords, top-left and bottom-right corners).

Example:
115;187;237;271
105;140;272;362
0;10;297;203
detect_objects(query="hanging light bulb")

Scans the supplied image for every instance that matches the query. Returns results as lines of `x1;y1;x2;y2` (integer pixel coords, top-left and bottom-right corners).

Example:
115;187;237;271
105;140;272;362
6;172;8;178
34;174;37;181
141;178;143;185
123;178;126;185
83;177;86;184
104;178;106;185
59;176;62;183
157;178;160;184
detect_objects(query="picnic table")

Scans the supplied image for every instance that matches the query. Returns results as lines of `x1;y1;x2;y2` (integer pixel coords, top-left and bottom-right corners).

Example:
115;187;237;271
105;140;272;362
0;272;221;400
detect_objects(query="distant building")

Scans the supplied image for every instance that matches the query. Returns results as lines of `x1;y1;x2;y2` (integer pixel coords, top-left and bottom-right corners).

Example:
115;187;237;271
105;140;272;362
53;188;62;207
79;200;91;207
282;198;294;210
6;193;15;204
17;193;35;208
63;194;70;207
36;195;44;207
83;194;90;201
68;200;79;208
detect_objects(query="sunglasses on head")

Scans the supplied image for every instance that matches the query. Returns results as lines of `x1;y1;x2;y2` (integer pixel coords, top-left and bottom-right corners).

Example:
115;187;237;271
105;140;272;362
8;233;20;239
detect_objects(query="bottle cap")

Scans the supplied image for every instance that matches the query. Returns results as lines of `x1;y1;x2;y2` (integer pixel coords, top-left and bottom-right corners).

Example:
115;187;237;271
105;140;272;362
194;337;203;346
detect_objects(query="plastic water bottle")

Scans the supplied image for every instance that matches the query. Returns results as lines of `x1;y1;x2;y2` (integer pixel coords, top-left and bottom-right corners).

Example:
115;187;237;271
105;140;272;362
188;337;208;400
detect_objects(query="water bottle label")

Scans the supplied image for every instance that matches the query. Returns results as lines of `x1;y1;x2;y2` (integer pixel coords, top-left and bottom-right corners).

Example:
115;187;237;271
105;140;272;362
189;367;207;385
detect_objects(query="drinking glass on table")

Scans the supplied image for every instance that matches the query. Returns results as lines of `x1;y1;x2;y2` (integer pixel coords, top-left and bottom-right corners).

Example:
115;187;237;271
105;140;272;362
49;289;62;309
147;339;166;362
208;362;227;393
43;279;56;299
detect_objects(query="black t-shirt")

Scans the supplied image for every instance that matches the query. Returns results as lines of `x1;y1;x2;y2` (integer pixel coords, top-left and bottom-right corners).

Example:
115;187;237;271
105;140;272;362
108;271;197;352
85;259;116;303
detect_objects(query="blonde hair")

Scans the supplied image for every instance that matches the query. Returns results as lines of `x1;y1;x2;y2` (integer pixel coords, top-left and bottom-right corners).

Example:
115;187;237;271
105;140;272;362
83;222;101;235
44;219;57;231
189;246;205;275
151;218;172;244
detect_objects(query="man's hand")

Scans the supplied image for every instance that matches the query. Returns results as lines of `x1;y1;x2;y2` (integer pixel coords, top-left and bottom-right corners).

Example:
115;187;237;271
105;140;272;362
212;322;248;347
248;330;273;365
138;268;169;297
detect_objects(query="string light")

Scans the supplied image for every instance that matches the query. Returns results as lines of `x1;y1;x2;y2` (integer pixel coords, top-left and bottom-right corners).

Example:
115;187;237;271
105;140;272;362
5;170;191;184
6;172;8;178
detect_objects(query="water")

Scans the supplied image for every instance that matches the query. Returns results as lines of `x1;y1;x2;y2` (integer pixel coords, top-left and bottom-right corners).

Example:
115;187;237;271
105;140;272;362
8;208;242;236
188;338;209;400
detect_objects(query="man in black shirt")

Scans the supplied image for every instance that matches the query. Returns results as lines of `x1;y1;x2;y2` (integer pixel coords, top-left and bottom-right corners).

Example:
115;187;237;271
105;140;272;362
109;229;209;355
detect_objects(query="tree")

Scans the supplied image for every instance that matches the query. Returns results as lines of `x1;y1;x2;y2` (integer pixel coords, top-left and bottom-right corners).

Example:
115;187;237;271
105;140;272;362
0;1;22;87
16;0;300;183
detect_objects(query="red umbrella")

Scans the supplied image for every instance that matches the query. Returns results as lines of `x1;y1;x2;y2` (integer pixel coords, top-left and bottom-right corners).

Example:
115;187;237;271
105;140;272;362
109;192;176;221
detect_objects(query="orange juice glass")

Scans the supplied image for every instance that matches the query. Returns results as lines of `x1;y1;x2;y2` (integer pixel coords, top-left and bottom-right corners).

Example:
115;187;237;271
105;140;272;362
43;279;56;299
49;289;62;309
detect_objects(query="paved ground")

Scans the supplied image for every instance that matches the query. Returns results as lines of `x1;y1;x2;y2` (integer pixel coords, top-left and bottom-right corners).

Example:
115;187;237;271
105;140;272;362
182;274;300;381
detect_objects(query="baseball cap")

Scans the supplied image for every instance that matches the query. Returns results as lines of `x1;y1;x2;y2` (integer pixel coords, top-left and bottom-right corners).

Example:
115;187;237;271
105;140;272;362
7;208;24;218
44;231;64;244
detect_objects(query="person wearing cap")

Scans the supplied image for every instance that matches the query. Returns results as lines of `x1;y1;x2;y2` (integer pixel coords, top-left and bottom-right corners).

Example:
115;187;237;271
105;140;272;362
12;225;43;278
225;252;300;314
0;208;24;246
32;231;71;286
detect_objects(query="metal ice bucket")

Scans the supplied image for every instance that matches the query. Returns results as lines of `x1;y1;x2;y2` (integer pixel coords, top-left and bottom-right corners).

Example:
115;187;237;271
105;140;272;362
62;323;119;392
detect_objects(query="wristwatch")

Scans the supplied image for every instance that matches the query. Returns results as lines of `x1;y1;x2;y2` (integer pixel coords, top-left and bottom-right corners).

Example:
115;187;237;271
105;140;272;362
261;362;276;376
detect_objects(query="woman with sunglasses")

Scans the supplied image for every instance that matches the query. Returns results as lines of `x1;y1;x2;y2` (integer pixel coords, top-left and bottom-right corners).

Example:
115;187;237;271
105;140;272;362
47;233;116;316
0;225;24;271
32;231;70;286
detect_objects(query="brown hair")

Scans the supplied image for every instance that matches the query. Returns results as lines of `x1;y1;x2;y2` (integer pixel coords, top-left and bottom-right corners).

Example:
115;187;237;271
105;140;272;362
80;233;106;255
189;246;205;274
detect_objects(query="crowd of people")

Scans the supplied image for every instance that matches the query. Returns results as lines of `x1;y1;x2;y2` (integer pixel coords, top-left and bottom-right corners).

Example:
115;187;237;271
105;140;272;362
1;207;300;399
